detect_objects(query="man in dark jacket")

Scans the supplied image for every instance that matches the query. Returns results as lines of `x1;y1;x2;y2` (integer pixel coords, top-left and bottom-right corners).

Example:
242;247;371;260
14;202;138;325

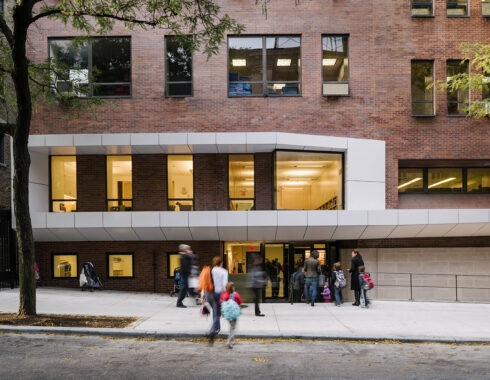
176;244;193;308
349;249;365;306
247;256;267;316
293;267;305;303
304;250;321;306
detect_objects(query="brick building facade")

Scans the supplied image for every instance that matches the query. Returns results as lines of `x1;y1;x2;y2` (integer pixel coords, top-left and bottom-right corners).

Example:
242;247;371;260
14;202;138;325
23;0;490;301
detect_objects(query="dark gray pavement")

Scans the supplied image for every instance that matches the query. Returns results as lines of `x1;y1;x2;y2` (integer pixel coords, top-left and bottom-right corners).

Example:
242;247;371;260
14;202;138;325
1;333;489;379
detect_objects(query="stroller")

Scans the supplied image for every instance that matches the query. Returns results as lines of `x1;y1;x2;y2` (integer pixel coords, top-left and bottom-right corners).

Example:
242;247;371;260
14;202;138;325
80;262;103;292
170;267;183;297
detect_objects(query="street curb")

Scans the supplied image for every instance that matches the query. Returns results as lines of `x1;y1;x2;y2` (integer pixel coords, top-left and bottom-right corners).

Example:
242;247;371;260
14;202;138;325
0;326;489;344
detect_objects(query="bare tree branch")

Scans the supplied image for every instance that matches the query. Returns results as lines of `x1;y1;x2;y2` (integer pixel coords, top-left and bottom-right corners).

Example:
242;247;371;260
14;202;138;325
0;16;14;48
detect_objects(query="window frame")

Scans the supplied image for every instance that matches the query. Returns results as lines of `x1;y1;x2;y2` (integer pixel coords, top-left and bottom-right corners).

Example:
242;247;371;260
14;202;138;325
411;1;434;17
48;36;132;99
49;155;78;212
164;36;193;98
484;0;490;17
273;149;345;211
446;0;469;17
106;155;133;212
227;34;302;98
166;154;195;211
398;167;490;194
0;134;5;166
321;34;350;97
106;252;135;279
446;59;470;117
167;252;180;278
227;154;256;211
411;60;435;117
51;253;79;279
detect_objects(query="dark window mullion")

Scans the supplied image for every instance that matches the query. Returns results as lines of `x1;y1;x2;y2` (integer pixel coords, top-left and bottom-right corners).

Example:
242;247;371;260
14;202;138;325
262;36;267;96
462;168;468;193
423;168;428;191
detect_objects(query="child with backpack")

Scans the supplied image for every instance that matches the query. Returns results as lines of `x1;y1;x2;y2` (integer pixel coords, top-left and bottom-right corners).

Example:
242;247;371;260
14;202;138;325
220;282;243;349
331;262;347;307
358;265;374;308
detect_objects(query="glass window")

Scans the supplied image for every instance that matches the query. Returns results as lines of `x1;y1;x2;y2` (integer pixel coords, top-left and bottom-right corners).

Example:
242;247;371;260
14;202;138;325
49;37;131;97
428;168;463;192
398;168;424;193
168;155;193;211
411;0;433;16
447;0;468;16
166;36;193;97
107;253;133;277
447;60;469;116
107;155;132;211
168;253;180;278
483;72;489;112
467;168;490;193
229;155;254;211
53;254;77;278
228;36;301;96
275;151;343;210
322;35;349;96
51;156;77;212
484;0;490;16
411;61;434;116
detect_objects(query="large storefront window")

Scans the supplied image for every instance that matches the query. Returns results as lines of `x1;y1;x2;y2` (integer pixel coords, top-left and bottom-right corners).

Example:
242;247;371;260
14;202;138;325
275;151;343;210
398;168;424;193
229;155;254;210
167;252;180;278
52;254;78;278
51;156;77;212
168;155;194;211
428;168;463;192
107;253;133;277
467;168;490;193
107;155;132;211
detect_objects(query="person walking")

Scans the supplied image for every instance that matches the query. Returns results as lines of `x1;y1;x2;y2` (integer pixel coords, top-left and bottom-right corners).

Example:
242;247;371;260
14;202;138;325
293;266;305;303
220;282;243;349
349;249;364;306
331;262;346;307
304;250;321;307
176;244;193;308
247;255;266;317
207;256;228;343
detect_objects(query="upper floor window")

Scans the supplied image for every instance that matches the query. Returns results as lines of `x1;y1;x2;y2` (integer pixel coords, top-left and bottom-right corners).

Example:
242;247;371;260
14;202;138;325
484;0;490;16
447;0;468;16
322;35;349;96
49;37;131;98
107;155;132;211
165;36;193;97
411;60;434;116
168;155;193;211
229;155;254;211
411;0;433;16
447;60;469;116
275;151;343;210
50;156;77;212
228;36;301;97
399;167;489;193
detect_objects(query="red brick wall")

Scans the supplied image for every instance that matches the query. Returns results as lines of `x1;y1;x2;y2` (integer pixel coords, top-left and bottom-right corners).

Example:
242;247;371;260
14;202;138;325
27;0;490;211
133;154;167;211
194;154;228;211
77;155;106;212
255;153;273;210
35;240;221;292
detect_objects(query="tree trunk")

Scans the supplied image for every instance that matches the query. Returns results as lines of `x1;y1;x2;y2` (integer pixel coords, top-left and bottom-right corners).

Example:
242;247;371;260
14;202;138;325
12;4;36;316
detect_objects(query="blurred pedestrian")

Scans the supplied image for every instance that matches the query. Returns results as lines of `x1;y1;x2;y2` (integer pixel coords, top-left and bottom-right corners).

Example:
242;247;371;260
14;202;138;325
293;266;305;303
349;249;364;306
247;255;266;317
176;244;193;308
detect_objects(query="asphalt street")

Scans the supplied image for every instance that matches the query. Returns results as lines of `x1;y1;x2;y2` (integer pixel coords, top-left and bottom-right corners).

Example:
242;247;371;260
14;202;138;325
1;333;489;379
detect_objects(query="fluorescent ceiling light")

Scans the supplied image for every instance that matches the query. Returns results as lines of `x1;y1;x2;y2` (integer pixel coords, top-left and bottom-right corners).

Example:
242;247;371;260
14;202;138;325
293;164;325;168
322;58;337;66
232;59;246;67
397;177;422;189
428;177;456;188
272;84;285;90
287;178;313;181
277;59;291;66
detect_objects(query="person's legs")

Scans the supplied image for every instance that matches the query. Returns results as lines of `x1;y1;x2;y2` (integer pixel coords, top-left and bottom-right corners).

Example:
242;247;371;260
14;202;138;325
334;286;341;306
311;278;318;305
364;289;369;307
207;292;220;335
353;289;361;306
305;278;312;302
176;276;188;307
253;288;264;316
227;319;237;348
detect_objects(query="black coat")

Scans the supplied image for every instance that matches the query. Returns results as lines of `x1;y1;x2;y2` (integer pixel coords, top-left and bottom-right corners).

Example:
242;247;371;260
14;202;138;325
349;255;364;291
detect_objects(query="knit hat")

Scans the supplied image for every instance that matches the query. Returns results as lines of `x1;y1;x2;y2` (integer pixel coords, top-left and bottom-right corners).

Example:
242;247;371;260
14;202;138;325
179;244;191;252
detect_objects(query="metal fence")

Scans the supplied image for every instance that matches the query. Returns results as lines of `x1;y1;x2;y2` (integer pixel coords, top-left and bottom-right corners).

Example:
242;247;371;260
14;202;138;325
0;210;17;289
371;272;490;302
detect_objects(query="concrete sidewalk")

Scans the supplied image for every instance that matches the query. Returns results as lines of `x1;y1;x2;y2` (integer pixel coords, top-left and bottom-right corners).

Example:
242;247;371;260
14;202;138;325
1;288;489;342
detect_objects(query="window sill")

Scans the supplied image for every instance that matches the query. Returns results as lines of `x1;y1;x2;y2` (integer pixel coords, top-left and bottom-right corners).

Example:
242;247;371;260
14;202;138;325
411;15;434;18
446;15;470;18
323;94;350;97
228;95;302;98
165;95;193;98
411;114;436;117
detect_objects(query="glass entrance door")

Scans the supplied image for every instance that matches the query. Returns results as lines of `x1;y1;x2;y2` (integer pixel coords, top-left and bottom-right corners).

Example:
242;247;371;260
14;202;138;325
264;243;287;299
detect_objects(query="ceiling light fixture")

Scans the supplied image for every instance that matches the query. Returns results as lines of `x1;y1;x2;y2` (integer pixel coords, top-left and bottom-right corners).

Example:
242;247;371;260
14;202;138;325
397;177;422;189
277;59;291;66
232;59;246;67
428;177;456;188
322;58;337;66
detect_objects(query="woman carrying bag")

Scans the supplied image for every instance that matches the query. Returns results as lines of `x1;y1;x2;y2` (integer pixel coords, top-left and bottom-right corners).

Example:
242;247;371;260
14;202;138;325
349;249;364;306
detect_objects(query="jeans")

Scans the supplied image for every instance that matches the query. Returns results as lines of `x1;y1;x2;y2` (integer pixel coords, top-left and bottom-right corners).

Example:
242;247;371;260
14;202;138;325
207;291;221;335
252;288;262;315
361;289;369;307
227;319;237;347
176;276;188;306
334;286;342;305
305;277;318;302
